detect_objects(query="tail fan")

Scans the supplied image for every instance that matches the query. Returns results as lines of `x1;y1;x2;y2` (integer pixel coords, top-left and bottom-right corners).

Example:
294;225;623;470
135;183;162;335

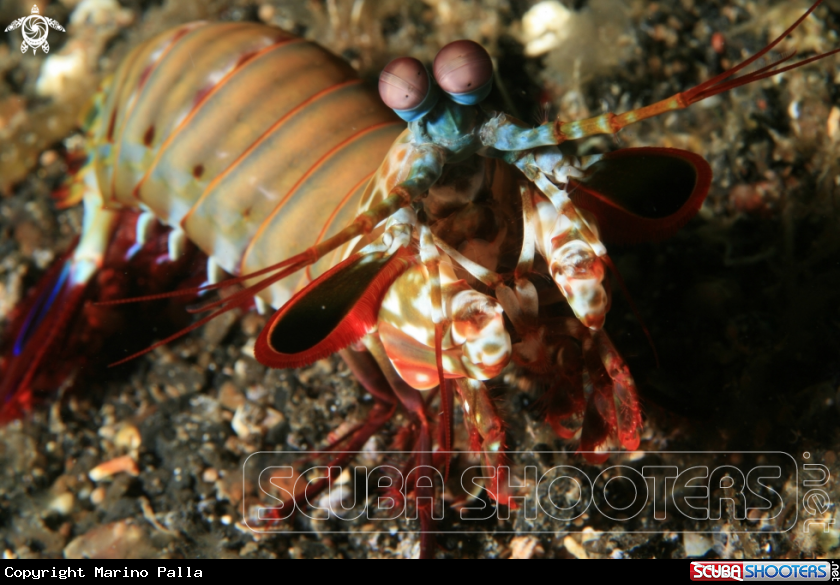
0;210;204;420
0;243;87;420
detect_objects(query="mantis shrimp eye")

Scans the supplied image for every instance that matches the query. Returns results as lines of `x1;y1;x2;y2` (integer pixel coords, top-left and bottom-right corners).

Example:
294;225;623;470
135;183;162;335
432;40;493;105
379;57;439;122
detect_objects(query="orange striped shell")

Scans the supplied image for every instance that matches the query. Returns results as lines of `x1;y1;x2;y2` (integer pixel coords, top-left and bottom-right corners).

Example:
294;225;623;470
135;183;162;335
88;21;405;306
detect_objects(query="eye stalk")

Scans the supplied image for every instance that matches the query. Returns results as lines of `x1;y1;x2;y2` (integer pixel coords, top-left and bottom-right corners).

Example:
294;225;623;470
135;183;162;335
433;40;493;105
379;57;440;122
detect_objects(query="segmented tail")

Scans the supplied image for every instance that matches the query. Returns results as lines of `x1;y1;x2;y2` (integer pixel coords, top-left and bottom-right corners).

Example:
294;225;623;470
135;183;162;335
0;211;205;420
0;243;86;420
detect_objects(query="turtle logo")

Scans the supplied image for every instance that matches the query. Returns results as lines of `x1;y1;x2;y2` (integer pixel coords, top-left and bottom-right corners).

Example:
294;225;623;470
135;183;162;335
5;5;65;55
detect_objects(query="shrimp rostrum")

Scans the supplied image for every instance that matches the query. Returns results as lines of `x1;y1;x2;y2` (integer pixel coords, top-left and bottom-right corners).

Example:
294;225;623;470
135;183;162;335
1;0;837;547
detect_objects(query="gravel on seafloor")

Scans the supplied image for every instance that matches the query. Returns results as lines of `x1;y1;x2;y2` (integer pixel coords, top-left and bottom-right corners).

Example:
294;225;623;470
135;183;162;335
0;0;839;559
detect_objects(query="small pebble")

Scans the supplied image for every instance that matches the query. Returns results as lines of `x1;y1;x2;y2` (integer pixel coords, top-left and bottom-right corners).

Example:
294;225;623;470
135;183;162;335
218;381;245;411
258;4;275;23
48;492;75;515
240;541;259;556
684;532;714;557
39;150;58;167
64;520;152;560
89;455;140;481
581;527;602;543
114;424;142;453
509;536;543;559
202;468;219;483
90;486;106;505
563;536;588;559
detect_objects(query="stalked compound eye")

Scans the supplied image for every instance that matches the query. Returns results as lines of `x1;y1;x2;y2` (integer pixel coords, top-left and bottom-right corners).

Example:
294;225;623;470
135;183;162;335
433;40;493;105
378;57;439;122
